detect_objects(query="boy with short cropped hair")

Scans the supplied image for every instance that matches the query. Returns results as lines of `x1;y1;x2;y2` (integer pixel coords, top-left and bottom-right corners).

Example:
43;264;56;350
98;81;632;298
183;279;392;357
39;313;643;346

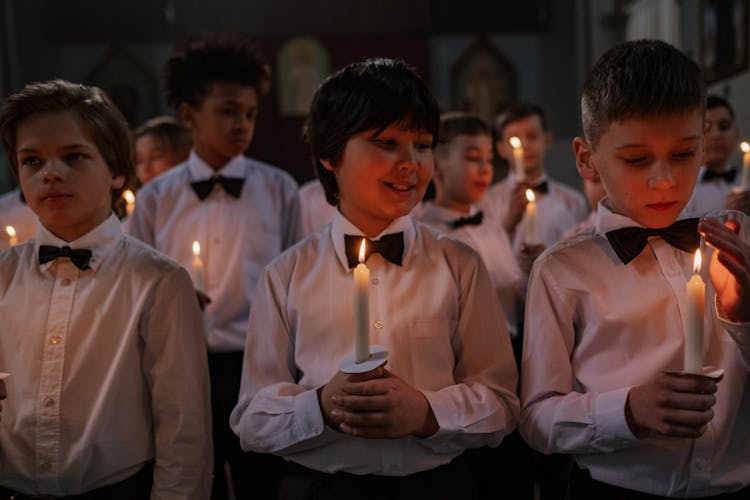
126;34;302;499
0;79;211;499
520;40;750;499
133;115;191;185
686;95;741;213
230;58;519;500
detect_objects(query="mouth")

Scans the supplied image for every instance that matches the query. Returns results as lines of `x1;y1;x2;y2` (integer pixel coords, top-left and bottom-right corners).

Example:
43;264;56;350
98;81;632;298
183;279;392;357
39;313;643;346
384;181;415;193
42;192;72;201
646;201;678;211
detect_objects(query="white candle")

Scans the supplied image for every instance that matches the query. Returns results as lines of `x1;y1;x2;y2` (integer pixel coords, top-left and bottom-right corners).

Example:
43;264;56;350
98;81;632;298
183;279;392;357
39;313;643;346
509;136;525;182
740;141;750;190
191;241;206;292
524;189;537;245
684;249;705;374
354;238;370;363
5;226;17;247
123;190;135;217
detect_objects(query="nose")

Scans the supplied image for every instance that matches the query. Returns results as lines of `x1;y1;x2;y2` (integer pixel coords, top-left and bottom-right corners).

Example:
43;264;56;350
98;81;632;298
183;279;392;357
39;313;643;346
648;160;676;190
42;160;65;183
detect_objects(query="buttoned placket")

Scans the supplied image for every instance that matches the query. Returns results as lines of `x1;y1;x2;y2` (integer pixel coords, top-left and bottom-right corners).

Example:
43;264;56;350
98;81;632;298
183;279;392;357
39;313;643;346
35;260;79;492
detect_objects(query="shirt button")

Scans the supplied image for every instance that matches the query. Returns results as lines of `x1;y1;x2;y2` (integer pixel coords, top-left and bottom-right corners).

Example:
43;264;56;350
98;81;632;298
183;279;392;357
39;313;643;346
43;397;55;407
60;278;71;287
371;278;379;285
49;336;61;345
374;320;384;329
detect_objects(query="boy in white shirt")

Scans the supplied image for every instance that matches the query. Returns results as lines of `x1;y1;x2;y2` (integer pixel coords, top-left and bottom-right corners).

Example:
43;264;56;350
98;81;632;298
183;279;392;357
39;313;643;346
231;58;519;500
126;34;300;499
0;80;211;499
521;40;750;499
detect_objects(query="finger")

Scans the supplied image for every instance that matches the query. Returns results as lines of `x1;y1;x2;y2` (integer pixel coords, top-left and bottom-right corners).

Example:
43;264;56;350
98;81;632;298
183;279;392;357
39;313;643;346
332;409;387;429
332;394;390;412
339;422;391;438
716;252;750;284
656;422;708;439
662;408;715;429
345;366;386;384
662;392;716;411
663;374;717;394
341;379;389;396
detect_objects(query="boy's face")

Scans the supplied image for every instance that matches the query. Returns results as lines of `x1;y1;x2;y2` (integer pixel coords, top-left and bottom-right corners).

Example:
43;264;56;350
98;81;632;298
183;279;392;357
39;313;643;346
179;82;258;169
704;105;739;171
135;134;185;184
16;111;124;242
574;110;703;229
436;133;493;210
496;115;550;179
323;124;434;237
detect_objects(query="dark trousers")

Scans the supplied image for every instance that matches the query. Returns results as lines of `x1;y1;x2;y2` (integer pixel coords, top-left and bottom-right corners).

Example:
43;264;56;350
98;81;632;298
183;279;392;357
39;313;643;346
570;463;750;500
0;462;153;500
277;453;477;500
208;351;283;500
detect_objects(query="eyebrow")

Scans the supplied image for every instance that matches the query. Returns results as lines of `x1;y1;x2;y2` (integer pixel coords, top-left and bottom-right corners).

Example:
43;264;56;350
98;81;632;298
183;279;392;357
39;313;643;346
614;136;702;149
17;143;94;154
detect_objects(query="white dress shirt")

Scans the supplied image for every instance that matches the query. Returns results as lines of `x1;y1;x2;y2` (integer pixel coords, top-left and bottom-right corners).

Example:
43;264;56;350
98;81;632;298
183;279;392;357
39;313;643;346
417;201;523;337
299;179;336;238
0;215;212;499
520;201;750;497
480;173;589;254
126;151;303;352
230;212;519;476
685;166;738;214
0;188;37;250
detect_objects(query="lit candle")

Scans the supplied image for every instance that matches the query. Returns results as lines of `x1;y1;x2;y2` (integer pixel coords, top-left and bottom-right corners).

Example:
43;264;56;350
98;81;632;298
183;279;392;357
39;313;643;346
524;189;537;245
509;136;525;182
354;239;370;363
191;241;205;292
5;226;17;247
123;190;135;217
740;142;750;190
684;249;705;374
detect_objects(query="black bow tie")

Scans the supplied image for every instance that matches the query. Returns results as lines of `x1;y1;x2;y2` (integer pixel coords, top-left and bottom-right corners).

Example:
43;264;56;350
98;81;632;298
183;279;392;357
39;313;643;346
344;233;404;268
702;168;737;183
190;176;244;200
605;218;699;265
530;181;548;194
39;245;92;270
451;211;484;228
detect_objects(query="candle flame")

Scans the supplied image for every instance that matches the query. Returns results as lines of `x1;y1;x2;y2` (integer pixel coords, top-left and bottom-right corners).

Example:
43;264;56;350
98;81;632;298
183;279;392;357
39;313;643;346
192;241;200;256
741;141;750;153
123;189;135;204
525;188;535;203
5;225;16;238
693;249;702;274
509;136;522;149
358;238;366;264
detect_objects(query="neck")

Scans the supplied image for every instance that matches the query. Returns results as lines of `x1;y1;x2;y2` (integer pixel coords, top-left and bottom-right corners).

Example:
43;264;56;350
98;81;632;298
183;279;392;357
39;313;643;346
705;162;730;173
194;146;232;170
433;195;470;214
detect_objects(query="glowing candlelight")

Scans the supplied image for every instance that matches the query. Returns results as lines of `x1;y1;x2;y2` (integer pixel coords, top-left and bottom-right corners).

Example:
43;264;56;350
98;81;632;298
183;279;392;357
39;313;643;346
354;239;370;363
524;189;537;245
740;142;750;189
191;241;205;292
5;226;17;247
509;136;525;182
123;190;135;217
684;249;705;374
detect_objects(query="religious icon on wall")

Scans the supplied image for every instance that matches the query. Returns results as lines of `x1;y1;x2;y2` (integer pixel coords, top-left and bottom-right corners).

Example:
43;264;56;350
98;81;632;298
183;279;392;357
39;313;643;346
277;37;330;116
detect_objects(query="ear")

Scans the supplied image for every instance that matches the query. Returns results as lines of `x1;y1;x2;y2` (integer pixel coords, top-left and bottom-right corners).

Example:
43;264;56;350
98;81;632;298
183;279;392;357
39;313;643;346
544;130;553;147
111;175;126;191
572;136;598;180
319;158;336;173
178;102;195;129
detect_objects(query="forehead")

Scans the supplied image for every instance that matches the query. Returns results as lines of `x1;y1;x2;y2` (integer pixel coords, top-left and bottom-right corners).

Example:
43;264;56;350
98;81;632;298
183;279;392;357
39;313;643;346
501;114;543;137
597;110;704;149
16;111;93;148
201;81;258;105
706;106;734;122
135;133;167;150
450;133;492;151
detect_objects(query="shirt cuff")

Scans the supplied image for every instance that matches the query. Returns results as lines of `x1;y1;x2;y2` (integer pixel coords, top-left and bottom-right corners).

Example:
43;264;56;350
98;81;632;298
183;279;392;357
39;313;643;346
292;388;327;442
592;386;638;451
715;295;750;336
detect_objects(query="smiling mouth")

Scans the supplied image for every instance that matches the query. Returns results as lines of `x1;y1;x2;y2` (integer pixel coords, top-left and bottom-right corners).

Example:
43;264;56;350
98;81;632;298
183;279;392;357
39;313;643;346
384;182;415;192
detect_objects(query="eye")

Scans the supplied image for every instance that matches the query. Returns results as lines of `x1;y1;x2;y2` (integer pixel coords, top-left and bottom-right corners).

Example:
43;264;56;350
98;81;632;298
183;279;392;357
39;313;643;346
373;138;397;149
622;156;648;165
20;155;42;167
65;152;86;163
673;150;697;161
414;142;432;152
246;110;258;121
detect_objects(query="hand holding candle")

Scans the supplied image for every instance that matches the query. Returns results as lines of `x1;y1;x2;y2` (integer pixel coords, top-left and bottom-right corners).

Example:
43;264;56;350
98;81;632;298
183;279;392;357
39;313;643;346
509;136;525;182
5;226;17;247
123;190;135;217
191;241;206;292
684;249;705;374
524;189;537;245
354;239;370;363
740;141;750;190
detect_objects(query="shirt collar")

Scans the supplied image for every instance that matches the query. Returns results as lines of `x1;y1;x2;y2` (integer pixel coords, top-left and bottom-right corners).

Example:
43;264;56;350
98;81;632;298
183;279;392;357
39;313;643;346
35;213;122;272
330;210;416;271
187;150;247;180
421;201;480;222
594;197;693;236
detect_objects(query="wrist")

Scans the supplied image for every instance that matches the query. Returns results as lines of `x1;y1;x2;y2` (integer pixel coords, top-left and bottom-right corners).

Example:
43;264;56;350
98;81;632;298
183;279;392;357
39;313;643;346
317;386;339;430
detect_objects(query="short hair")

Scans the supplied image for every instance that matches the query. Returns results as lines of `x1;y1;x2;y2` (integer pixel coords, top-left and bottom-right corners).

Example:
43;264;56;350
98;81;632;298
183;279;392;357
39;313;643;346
0;79;134;206
706;94;735;119
164;34;270;108
437;112;491;149
494;102;548;140
581;40;705;148
305;58;439;206
133;115;192;154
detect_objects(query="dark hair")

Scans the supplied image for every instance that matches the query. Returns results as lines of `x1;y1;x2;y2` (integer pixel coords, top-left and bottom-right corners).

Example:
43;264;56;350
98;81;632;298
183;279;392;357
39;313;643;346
305;58;439;206
164;34;270;108
0;79;134;206
581;39;705;148
706;94;735;119
133;115;192;154
437;112;491;147
494;102;548;139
